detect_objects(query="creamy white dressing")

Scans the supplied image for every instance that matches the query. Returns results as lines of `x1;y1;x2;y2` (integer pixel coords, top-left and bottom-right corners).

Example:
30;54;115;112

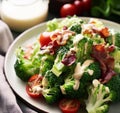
73;59;94;90
93;79;110;94
73;79;80;90
73;34;84;45
112;35;115;45
73;62;83;80
92;79;100;87
41;56;48;61
42;77;48;88
39;46;51;55
105;87;110;93
84;42;88;55
32;85;43;94
89;18;105;30
60;86;66;94
87;69;94;76
81;23;93;34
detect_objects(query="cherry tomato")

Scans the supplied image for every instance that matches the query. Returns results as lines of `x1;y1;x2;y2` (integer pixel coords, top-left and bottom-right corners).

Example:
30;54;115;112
82;0;91;12
39;32;52;47
26;74;43;98
59;98;80;113
60;3;76;17
74;0;84;15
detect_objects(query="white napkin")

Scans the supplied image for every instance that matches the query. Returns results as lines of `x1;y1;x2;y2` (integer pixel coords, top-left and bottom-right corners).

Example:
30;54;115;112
0;55;38;113
0;20;38;113
0;20;13;54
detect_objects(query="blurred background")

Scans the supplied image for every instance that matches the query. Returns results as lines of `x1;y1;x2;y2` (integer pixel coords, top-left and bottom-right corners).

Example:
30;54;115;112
48;0;120;22
0;0;120;34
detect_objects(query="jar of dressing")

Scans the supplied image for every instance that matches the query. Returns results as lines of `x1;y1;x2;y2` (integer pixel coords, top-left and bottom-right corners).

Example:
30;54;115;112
1;0;49;32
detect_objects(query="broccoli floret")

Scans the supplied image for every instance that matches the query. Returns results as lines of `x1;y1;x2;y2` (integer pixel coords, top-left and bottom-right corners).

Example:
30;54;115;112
43;70;64;88
51;46;70;76
85;79;115;113
90;35;105;45
14;59;40;81
74;37;93;62
60;77;87;99
105;75;120;102
42;70;64;104
60;60;101;99
14;43;41;81
107;33;120;48
114;33;120;48
42;87;61;104
81;61;101;83
110;47;120;74
39;55;54;76
69;23;82;34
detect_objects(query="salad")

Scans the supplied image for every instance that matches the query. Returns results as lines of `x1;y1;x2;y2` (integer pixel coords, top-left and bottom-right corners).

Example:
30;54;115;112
14;16;120;113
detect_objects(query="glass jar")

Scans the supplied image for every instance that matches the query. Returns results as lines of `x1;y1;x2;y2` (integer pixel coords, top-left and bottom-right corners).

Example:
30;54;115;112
1;0;49;32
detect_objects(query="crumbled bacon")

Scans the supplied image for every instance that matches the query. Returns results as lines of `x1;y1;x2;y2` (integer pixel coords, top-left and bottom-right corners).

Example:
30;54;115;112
100;27;110;38
40;40;59;55
51;30;75;46
92;27;110;38
40;29;75;55
63;26;68;30
24;45;33;59
62;51;76;66
91;44;116;84
48;40;59;55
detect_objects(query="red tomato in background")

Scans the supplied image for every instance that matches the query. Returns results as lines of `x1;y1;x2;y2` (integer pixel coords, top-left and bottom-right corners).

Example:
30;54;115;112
59;98;80;113
82;0;91;12
60;3;77;17
39;32;52;47
74;0;84;15
26;74;43;98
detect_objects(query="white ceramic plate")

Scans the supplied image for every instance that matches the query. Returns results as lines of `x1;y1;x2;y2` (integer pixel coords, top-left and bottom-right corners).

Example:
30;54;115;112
4;17;120;113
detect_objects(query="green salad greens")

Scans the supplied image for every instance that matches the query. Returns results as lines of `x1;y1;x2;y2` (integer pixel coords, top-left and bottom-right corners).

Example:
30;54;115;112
14;16;120;113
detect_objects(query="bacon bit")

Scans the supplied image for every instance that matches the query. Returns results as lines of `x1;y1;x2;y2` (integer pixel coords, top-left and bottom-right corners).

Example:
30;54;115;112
62;51;76;66
24;45;33;59
50;30;75;46
40;40;59;55
99;68;116;84
48;40;59;55
91;44;116;83
83;29;93;38
100;27;110;38
50;32;62;41
63;26;68;30
40;29;75;55
107;45;115;53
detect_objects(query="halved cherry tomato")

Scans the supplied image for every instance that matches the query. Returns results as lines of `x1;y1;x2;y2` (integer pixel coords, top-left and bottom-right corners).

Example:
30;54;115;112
59;98;80;113
60;3;77;17
39;32;52;47
26;74;43;98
